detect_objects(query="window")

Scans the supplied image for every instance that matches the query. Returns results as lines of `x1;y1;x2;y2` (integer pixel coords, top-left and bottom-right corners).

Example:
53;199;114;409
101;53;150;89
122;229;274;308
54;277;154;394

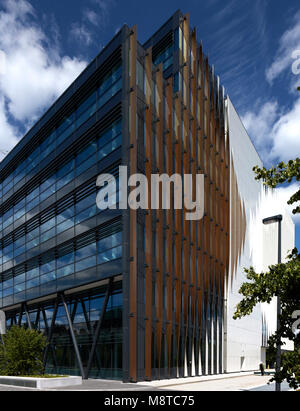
76;193;96;215
75;243;97;261
98;119;122;161
57;252;74;269
98;78;122;108
137;60;144;92
76;205;97;225
57;264;74;279
76;91;97;128
56;114;75;147
57;207;74;224
56;219;74;235
98;231;122;264
75;255;97;272
40;261;55;275
40;272;56;285
75;142;97;177
40;217;56;234
153;43;174;70
40;227;55;244
27;278;39;289
26;268;39;280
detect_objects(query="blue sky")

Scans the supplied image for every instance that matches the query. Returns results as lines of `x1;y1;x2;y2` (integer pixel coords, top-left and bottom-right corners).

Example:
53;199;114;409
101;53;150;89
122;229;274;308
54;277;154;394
0;0;299;249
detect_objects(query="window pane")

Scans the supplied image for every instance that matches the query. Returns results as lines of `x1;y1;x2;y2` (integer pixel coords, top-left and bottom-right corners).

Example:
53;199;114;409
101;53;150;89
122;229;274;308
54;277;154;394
57;252;74;269
75;243;96;261
75;255;96;272
57;264;74;279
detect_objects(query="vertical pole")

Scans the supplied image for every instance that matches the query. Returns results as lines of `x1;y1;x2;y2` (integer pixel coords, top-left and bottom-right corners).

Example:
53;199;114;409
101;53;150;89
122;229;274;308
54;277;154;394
223;280;228;374
24;303;32;330
276;220;282;392
43;299;59;368
61;293;85;379
85;278;113;379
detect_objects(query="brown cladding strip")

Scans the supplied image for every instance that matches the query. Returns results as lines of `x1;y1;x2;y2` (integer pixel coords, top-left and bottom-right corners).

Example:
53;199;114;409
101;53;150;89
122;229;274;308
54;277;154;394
127;17;231;381
155;63;164;377
129;26;138;382
144;48;153;381
165;78;174;374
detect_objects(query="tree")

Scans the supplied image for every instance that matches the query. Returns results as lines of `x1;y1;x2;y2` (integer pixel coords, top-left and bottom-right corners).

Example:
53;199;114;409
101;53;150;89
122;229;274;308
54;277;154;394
253;158;300;215
234;250;300;389
0;326;47;376
235;146;300;389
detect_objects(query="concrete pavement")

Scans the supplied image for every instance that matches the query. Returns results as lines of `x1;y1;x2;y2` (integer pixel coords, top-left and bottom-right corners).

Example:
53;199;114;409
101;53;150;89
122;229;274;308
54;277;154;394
0;373;294;391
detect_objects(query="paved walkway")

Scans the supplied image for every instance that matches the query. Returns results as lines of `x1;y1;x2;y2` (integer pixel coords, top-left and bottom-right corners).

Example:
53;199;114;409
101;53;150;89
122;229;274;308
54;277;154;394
157;375;279;392
0;373;293;391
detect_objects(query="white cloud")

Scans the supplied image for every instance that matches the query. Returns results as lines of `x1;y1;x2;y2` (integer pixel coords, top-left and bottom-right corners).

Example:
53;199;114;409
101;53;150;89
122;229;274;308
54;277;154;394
84;9;99;26
270;98;300;161
70;0;114;46
242;101;279;158
266;10;300;85
0;96;19;153
242;9;300;166
0;0;87;160
242;97;300;165
70;23;93;46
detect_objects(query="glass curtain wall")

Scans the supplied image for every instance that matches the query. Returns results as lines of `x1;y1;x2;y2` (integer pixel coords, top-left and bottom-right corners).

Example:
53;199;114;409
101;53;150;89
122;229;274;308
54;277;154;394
5;281;123;380
0;64;122;199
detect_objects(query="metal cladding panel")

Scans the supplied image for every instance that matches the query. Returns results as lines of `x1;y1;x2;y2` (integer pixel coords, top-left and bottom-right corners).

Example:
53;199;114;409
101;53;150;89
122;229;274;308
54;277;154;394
226;97;294;373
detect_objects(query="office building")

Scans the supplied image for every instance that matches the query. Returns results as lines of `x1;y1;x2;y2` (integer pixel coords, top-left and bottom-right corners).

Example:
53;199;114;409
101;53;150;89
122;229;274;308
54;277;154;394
0;10;294;382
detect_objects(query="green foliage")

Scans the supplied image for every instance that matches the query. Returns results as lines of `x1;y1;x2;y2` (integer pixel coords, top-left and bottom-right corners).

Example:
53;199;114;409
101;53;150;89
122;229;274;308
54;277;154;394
277;348;300;390
234;251;300;389
0;326;47;376
234;250;300;323
253;158;300;215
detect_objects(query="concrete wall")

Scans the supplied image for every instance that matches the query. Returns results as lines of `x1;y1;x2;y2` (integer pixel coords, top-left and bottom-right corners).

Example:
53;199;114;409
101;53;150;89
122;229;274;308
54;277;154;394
225;98;295;372
226;98;263;372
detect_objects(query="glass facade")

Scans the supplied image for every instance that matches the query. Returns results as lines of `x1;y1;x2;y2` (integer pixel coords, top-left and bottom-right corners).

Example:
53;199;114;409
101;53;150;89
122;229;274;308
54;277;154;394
0;225;122;306
153;43;174;70
0;64;122;199
0;120;122;272
0;37;124;379
0;119;122;234
5;281;123;379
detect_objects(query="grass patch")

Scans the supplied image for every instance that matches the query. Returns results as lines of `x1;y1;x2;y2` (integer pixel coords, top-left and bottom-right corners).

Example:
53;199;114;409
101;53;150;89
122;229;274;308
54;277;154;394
17;375;68;379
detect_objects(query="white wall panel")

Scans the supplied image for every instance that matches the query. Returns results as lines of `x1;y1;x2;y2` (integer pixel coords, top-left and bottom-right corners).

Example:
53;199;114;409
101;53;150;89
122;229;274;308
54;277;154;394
226;97;295;372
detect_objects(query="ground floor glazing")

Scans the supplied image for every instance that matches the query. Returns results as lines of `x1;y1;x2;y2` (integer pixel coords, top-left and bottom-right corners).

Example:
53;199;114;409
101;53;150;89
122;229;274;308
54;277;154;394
4;279;122;380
